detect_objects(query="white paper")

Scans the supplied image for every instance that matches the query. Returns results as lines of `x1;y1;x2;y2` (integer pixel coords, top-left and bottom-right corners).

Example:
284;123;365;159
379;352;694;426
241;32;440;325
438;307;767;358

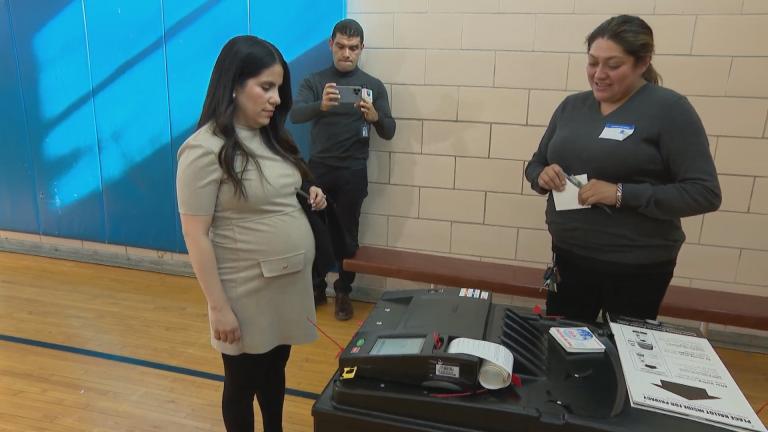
610;319;767;432
447;338;514;390
553;173;590;211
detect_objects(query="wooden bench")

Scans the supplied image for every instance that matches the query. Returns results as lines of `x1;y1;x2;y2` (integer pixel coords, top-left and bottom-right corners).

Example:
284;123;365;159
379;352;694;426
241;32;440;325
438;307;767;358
344;246;768;333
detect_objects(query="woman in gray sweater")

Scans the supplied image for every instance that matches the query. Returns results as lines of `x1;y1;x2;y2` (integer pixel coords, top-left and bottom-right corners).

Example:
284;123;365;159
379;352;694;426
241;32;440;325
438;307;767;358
525;15;721;322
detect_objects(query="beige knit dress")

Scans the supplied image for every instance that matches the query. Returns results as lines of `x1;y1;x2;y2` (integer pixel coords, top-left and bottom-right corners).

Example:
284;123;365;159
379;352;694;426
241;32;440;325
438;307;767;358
176;124;317;355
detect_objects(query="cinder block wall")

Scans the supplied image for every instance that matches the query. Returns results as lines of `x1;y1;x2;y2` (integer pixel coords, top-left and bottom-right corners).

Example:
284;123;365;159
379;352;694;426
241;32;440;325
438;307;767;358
3;0;766;316
350;0;768;300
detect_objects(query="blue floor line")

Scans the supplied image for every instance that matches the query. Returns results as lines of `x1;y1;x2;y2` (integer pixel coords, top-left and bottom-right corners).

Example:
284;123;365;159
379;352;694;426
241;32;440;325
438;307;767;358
0;333;320;401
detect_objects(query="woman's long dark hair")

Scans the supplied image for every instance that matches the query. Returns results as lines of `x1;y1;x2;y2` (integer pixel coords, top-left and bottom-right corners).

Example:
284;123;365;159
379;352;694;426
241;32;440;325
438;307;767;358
587;15;661;85
197;36;310;199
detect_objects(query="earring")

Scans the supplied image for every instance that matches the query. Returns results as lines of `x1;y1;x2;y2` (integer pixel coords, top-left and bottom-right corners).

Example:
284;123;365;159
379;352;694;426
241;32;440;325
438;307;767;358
232;92;236;99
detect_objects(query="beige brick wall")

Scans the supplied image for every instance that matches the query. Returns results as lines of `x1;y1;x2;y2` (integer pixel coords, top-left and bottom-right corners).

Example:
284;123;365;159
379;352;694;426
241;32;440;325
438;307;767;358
350;0;768;298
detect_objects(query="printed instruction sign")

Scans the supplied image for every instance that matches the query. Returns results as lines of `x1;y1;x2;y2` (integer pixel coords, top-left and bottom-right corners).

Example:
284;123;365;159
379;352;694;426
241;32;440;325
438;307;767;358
609;318;766;432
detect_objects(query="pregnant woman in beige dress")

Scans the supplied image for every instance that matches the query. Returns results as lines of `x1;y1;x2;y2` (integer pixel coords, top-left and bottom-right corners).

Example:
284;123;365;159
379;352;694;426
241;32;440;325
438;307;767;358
176;36;326;432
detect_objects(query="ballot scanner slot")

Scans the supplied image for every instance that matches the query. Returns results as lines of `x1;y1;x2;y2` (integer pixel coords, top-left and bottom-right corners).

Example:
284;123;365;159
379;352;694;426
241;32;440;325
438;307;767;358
501;309;547;378
504;309;544;348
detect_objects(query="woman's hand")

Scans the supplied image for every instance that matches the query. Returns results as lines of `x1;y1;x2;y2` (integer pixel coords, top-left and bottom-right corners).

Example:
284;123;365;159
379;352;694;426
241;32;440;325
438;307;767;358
538;164;567;192
308;186;327;210
209;304;241;344
579;179;618;207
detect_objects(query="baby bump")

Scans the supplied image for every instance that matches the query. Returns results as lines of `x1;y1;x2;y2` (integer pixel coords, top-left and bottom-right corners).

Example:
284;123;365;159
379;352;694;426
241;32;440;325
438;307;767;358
212;209;314;289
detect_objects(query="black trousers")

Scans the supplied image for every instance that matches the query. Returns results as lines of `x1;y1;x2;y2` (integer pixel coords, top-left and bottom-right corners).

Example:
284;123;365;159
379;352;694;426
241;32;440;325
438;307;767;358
309;161;368;295
546;246;676;323
221;345;291;432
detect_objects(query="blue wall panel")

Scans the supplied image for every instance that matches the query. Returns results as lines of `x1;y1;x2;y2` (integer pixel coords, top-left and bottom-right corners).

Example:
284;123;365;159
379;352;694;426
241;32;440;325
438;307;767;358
84;0;175;249
9;0;106;240
0;0;345;252
0;0;39;233
250;0;344;158
250;0;342;64
163;0;248;253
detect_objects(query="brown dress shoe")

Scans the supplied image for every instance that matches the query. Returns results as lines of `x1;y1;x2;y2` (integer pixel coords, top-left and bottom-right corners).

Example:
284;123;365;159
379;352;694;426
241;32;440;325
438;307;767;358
334;292;353;321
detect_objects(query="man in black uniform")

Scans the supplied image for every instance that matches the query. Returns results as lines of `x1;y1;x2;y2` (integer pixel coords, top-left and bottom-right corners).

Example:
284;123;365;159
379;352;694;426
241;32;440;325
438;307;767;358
291;19;396;320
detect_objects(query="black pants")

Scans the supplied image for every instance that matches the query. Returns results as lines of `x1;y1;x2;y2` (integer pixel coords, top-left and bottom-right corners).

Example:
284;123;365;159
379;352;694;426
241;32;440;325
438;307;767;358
221;345;291;432
546;246;675;323
310;161;368;295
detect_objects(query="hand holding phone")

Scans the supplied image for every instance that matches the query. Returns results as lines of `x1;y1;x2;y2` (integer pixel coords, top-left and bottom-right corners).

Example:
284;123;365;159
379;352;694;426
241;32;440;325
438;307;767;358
320;83;340;111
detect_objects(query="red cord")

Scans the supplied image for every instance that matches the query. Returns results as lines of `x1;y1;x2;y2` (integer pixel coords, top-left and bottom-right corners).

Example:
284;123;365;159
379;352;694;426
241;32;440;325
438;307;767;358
433;331;442;349
306;316;345;358
431;388;488;398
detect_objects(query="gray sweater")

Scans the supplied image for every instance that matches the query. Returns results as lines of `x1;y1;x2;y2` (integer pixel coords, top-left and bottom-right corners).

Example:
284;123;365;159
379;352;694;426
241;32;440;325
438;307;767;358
290;66;396;168
525;84;721;264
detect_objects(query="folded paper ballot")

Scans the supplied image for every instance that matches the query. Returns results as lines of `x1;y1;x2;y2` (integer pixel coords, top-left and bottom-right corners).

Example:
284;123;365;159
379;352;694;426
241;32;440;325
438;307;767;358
553;173;590;211
447;338;514;390
549;327;606;353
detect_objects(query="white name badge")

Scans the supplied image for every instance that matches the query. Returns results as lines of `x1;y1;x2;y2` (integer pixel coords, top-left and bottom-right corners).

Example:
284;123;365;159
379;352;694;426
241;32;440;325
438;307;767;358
599;123;634;141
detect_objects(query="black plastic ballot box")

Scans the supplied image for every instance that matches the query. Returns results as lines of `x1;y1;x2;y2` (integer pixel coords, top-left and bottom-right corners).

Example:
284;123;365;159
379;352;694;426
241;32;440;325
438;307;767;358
312;288;735;432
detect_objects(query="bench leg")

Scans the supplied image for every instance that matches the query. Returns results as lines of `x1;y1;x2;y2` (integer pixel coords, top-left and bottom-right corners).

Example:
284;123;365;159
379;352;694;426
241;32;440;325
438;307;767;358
699;322;710;338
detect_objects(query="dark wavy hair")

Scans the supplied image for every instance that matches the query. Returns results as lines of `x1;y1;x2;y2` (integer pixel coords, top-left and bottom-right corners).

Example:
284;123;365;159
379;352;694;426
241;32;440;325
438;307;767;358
331;18;364;43
197;35;310;199
587;15;662;85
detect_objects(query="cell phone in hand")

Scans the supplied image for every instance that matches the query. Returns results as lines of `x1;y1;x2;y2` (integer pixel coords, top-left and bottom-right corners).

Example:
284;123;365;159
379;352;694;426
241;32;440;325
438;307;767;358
336;85;362;104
